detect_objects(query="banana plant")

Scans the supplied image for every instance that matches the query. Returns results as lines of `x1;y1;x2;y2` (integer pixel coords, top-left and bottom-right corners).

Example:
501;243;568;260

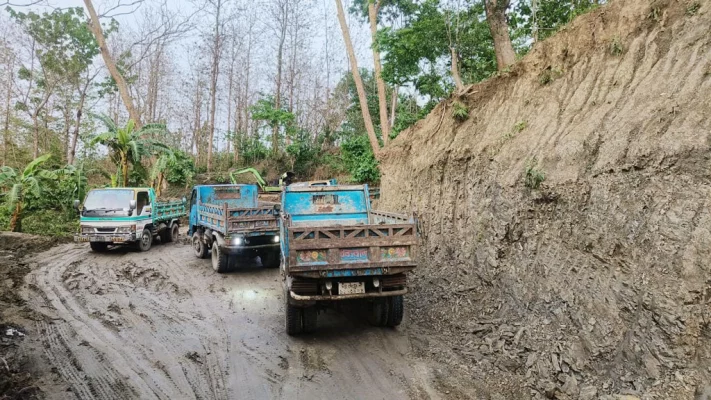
0;154;55;232
90;115;171;187
149;150;176;197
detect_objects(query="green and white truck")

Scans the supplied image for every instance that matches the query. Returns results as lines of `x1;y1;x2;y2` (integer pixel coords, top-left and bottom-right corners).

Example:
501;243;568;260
74;187;186;252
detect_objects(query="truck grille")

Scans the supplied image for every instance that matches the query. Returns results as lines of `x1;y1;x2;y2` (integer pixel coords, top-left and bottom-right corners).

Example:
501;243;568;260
96;227;117;233
291;279;318;295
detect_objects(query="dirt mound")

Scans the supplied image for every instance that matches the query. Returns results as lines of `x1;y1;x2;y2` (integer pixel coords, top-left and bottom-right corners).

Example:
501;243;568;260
379;0;711;398
0;233;56;399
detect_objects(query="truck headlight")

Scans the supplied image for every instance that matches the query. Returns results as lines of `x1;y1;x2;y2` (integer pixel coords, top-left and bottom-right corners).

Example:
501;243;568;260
81;226;94;234
231;237;243;246
117;225;136;233
273;235;280;243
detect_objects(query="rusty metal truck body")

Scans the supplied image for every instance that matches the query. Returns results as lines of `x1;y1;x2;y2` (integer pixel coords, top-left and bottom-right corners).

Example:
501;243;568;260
279;184;417;335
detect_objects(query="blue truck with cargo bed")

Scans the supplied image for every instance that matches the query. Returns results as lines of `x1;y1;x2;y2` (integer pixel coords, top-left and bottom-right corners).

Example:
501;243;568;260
279;184;418;335
188;184;281;272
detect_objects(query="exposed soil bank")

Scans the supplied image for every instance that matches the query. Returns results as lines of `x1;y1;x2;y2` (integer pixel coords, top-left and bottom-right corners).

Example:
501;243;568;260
379;0;711;398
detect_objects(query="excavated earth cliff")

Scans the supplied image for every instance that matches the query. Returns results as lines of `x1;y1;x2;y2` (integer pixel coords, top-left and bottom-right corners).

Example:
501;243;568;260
379;0;711;398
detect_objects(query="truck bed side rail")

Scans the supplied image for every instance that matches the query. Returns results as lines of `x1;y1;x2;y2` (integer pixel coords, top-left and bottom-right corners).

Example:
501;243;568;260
368;209;412;224
199;202;279;234
154;200;185;221
285;222;417;274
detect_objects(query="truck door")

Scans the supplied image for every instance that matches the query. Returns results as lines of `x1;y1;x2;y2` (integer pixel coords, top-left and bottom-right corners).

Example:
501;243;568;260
188;188;198;235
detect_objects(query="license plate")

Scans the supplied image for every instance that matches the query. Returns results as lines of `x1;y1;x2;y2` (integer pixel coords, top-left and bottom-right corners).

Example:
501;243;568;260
339;282;365;295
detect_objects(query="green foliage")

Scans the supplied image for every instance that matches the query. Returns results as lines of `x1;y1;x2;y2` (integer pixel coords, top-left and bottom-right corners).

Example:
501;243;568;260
451;101;469;122
609;36;624;56
337;135;381;184
503;120;527;141
686;2;700;16
524;158;546;189
20;209;78;237
164;150;196;187
512;0;603;42
285;130;322;178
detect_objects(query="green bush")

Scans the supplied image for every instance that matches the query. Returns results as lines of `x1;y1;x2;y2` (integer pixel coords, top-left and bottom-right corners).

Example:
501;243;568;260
165;150;196;187
451;101;469;122
19;209;78;237
338;135;380;184
524;157;546;189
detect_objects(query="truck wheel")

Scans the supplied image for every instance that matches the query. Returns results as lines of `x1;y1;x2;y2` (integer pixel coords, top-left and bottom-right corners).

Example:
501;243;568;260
167;224;180;243
386;295;404;327
285;299;303;336
368;299;388;327
90;242;108;252
138;229;152;252
192;233;209;259
212;244;230;273
260;250;281;268
302;307;318;333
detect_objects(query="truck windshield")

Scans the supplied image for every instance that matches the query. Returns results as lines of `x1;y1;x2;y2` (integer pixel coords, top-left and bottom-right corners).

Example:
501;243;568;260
84;189;134;212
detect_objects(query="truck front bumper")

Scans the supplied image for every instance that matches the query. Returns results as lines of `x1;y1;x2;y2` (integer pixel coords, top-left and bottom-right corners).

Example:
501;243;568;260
220;243;280;255
289;288;407;301
74;233;136;243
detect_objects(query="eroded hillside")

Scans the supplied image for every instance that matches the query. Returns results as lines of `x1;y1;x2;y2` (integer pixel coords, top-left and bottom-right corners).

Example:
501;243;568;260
380;0;711;398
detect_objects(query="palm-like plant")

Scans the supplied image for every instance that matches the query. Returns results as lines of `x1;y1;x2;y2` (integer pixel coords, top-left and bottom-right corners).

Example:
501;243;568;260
0;154;56;232
90;115;170;187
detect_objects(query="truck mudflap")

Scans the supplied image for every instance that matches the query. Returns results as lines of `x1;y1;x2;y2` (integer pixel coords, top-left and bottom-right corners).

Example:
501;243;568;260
289;288;407;301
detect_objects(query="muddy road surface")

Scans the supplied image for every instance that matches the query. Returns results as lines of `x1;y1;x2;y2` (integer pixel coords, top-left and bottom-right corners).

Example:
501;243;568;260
20;239;444;400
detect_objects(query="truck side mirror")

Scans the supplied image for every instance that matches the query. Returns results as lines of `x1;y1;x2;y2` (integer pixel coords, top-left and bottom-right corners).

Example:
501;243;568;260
73;199;80;210
182;196;187;204
129;200;137;210
273;203;281;216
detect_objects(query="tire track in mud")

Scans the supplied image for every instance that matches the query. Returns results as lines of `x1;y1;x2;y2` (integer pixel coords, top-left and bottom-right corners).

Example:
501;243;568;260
24;242;444;400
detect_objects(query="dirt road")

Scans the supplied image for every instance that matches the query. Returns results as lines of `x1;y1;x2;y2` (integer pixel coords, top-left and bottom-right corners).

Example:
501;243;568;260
19;238;444;400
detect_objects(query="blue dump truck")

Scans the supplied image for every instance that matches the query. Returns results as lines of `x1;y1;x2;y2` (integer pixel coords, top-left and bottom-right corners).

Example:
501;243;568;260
188;184;281;273
279;184;418;335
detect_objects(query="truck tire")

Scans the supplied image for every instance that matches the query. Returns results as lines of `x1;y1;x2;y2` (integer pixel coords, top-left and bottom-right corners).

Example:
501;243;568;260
302;307;318;333
212;244;230;273
167;224;180;243
285;299;303;336
260;250;281;268
90;242;108;252
192;233;209;259
386;295;404;327
368;299;388;327
138;229;152;252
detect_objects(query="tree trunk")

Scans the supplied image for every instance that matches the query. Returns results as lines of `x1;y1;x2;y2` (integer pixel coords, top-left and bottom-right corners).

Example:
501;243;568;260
368;1;390;144
207;0;222;172
32;115;39;159
273;1;288;155
485;0;516;71
68;82;89;165
83;0;142;128
9;201;21;232
335;0;380;156
3;63;12;165
390;85;398;129
120;152;129;187
450;46;464;91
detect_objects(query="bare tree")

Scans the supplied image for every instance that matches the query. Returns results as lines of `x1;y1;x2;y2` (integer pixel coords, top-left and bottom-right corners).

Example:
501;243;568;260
269;0;290;154
367;1;390;144
83;0;142;127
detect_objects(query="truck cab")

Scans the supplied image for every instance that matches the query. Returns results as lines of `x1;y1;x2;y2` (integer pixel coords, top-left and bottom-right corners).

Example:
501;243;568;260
188;184;281;272
74;187;185;252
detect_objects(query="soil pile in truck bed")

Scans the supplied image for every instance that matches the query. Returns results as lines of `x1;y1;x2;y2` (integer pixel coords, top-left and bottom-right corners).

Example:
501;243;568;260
379;0;711;398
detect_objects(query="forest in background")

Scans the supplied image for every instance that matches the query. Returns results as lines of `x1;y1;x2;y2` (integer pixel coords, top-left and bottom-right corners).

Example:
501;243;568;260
0;0;603;235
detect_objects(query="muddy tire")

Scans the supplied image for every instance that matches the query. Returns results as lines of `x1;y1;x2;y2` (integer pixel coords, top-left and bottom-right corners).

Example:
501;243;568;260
167;224;179;243
90;242;108;252
192;233;209;259
212;244;230;273
368;299;388;327
261;250;281;268
285;295;303;336
138;229;152;252
302;307;318;333
386;295;404;327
